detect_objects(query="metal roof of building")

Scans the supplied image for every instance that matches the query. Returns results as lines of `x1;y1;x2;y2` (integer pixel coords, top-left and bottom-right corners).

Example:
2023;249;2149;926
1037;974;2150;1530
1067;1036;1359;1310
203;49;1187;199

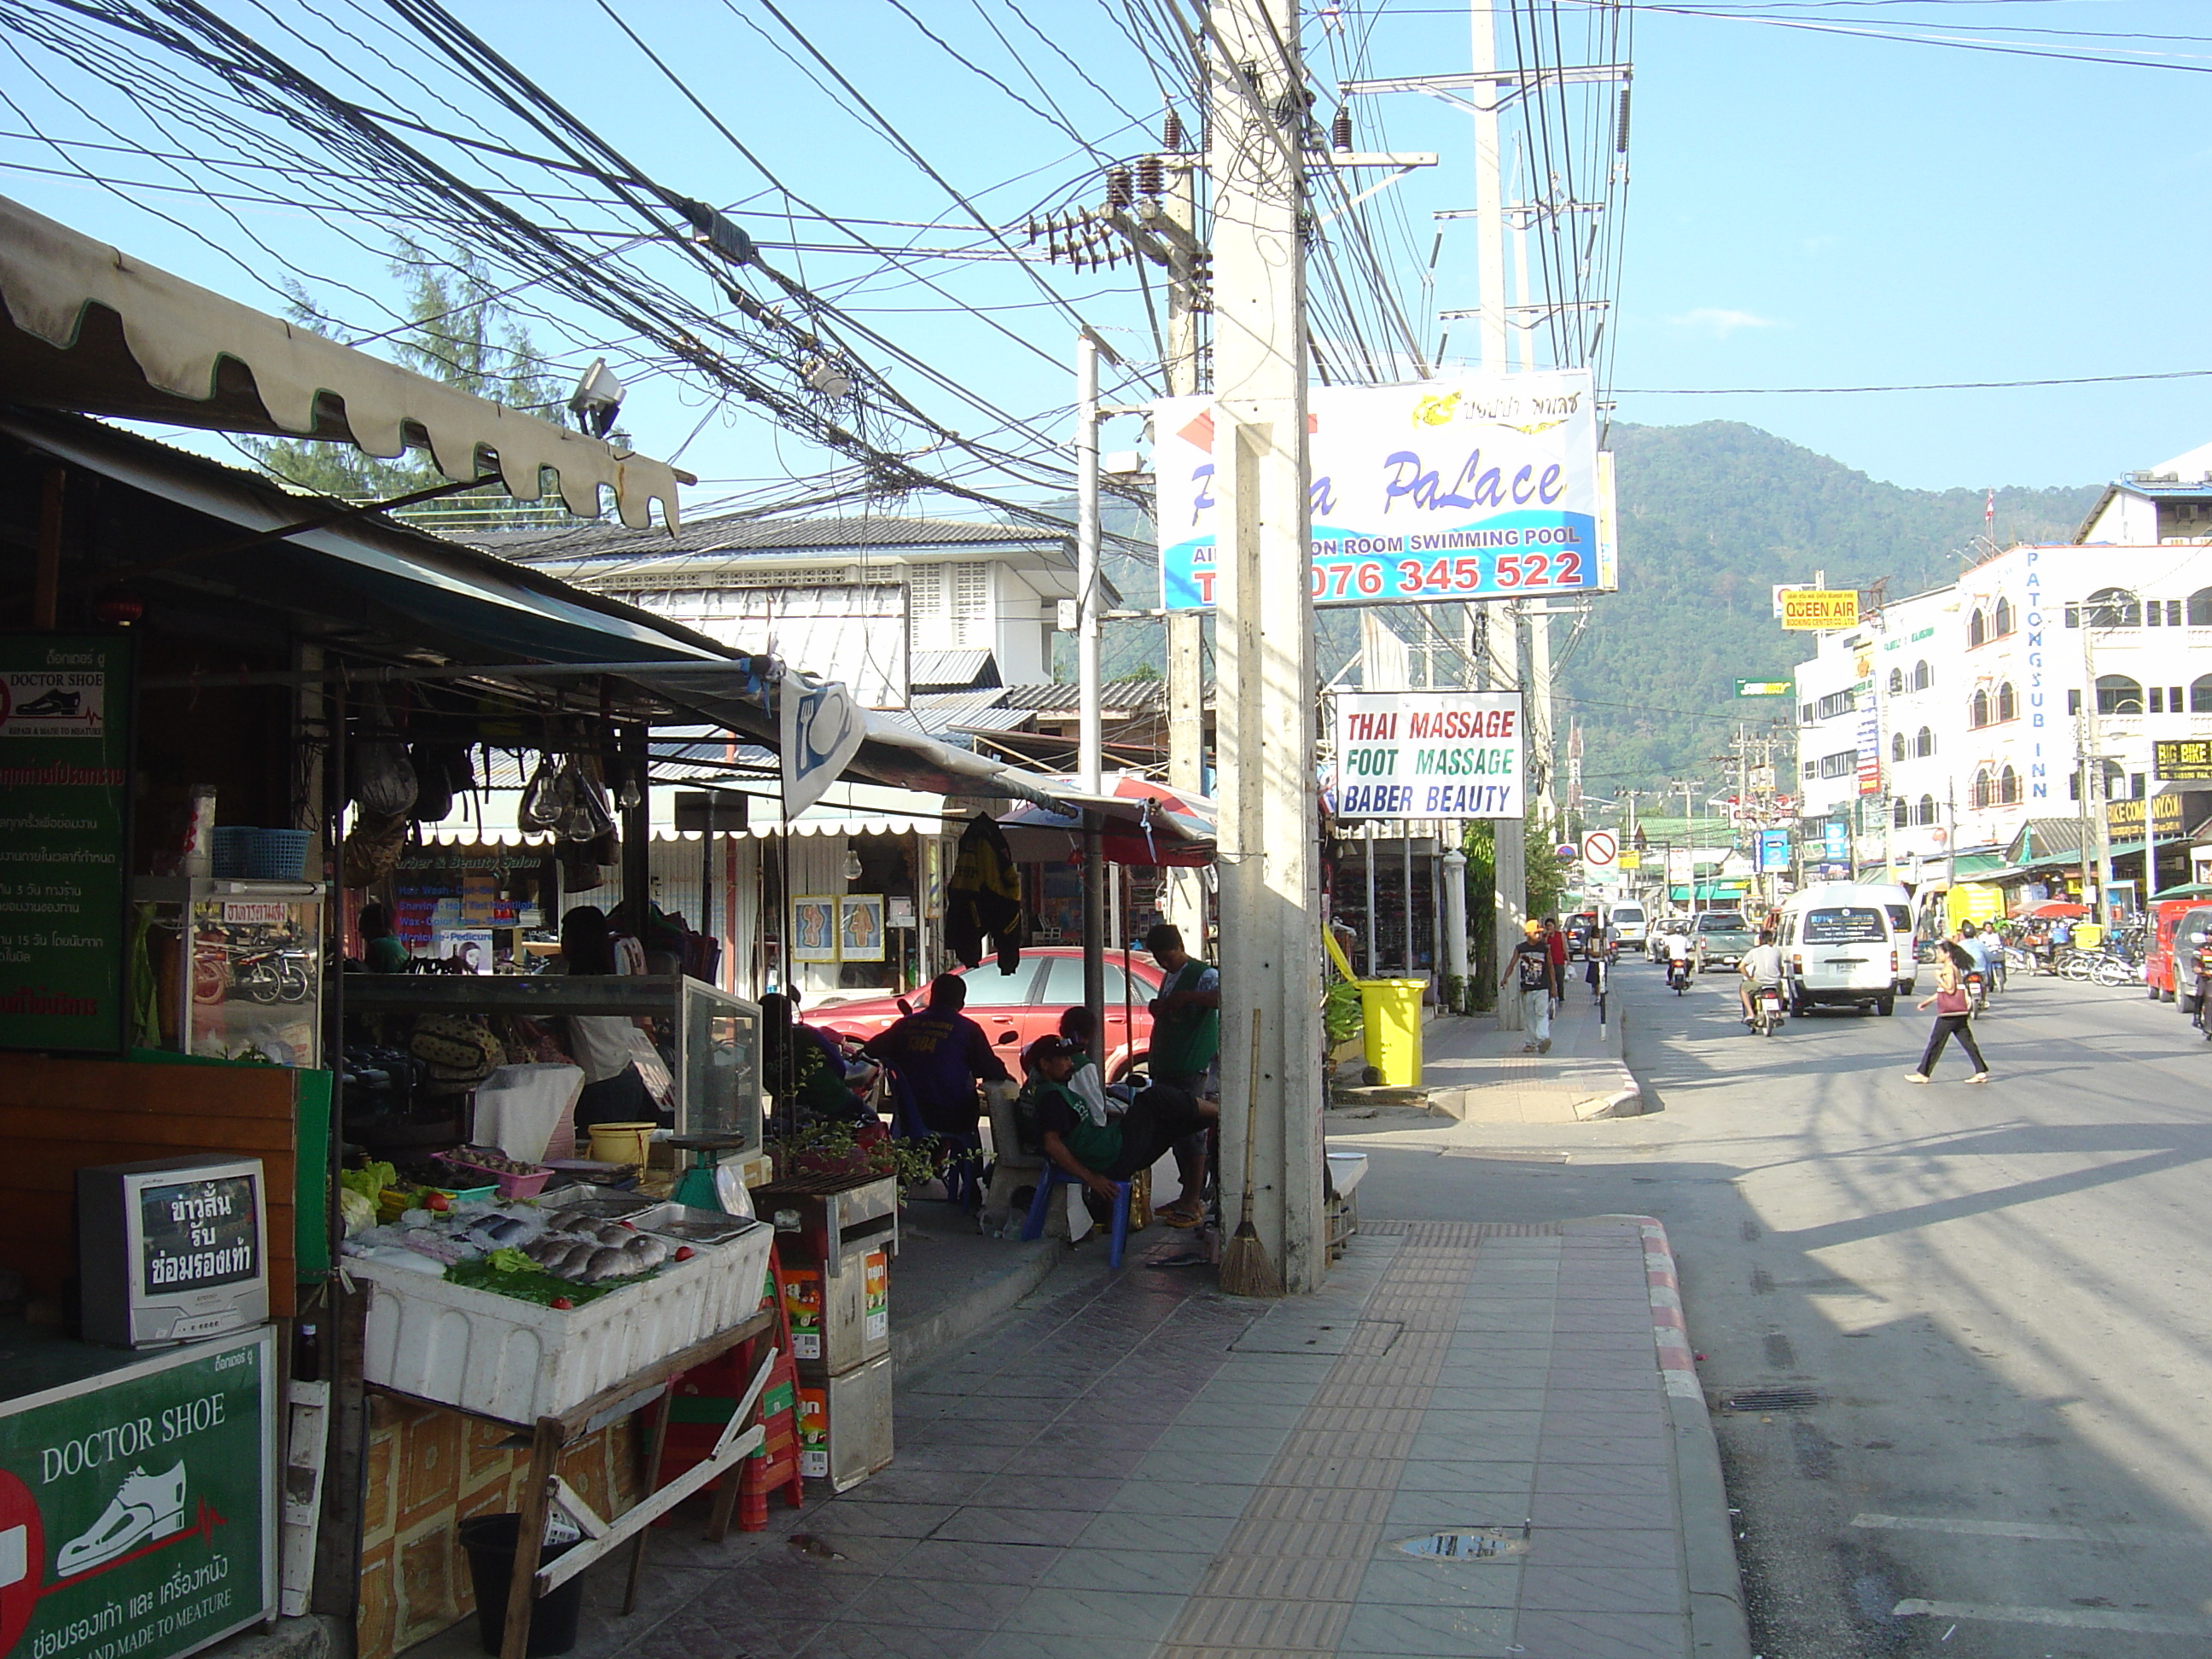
1001;680;1170;716
911;649;1001;690
463;512;1068;564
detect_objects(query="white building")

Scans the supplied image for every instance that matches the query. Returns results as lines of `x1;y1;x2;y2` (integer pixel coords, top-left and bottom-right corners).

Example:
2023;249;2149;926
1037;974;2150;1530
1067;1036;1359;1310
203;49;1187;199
471;515;1086;706
1794;439;2212;903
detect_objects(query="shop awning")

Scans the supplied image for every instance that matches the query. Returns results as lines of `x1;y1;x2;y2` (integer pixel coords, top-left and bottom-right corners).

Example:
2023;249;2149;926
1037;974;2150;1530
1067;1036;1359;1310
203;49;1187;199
1668;883;1749;903
998;775;1216;867
0;195;681;528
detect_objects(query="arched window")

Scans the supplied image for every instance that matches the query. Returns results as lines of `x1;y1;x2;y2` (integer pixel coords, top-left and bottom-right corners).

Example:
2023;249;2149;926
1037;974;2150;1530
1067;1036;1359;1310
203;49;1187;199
1968;608;1987;647
1994;597;2014;636
2000;765;2020;805
2086;587;2141;629
1915;725;1935;757
1888;667;1905;695
2194;674;2212;713
1891;732;1907;762
1914;661;1932;690
2192;588;2212;627
1916;794;1938;826
1970;769;1991;810
1970;689;1990;728
2097;674;2145;715
1892;797;1909;828
1996;682;2017;722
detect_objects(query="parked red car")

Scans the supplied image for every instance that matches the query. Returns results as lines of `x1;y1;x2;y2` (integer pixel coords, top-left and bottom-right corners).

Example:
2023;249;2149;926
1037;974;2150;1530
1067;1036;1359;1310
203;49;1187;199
811;946;1166;1080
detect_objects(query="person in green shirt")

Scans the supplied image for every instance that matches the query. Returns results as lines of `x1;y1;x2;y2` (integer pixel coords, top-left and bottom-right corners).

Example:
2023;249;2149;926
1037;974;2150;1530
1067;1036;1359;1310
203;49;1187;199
1142;923;1220;1225
1027;1036;1215;1214
358;904;410;973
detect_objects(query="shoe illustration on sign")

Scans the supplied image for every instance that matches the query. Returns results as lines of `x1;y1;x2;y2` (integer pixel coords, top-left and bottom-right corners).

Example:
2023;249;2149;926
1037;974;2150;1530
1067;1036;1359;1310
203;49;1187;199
15;690;80;719
55;1464;186;1578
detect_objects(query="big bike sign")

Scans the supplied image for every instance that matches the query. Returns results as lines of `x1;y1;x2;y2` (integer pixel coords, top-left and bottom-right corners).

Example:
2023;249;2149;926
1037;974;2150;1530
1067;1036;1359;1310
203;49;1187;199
1328;691;1524;820
1156;370;1612;610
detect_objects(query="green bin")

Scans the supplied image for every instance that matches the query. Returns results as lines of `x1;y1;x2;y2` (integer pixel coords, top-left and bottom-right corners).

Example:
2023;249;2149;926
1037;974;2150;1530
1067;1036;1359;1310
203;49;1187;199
1357;979;1427;1086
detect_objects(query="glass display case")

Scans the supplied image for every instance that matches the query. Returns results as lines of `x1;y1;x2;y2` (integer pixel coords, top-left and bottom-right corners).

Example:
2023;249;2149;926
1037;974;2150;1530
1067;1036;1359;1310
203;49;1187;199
341;975;765;1158
134;877;324;1068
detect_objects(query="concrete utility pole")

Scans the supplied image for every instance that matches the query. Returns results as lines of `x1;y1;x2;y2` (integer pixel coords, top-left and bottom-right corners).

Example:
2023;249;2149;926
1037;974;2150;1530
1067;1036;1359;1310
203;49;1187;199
1208;0;1324;1294
2080;596;2117;921
1495;597;1529;1031
1161;122;1209;946
1076;329;1109;1054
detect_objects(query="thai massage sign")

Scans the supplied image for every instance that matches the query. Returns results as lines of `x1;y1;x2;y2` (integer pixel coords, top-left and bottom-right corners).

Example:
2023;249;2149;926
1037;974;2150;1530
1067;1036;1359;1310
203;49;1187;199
0;1327;273;1659
1156;370;1611;610
0;636;133;1052
1330;691;1525;820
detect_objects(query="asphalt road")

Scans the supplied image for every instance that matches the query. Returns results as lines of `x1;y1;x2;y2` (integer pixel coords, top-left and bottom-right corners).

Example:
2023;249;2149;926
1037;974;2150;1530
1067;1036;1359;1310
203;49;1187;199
1345;954;2212;1658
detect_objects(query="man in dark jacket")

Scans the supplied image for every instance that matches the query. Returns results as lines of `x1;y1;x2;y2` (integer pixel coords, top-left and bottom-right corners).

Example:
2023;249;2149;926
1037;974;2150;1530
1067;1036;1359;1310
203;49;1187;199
861;974;1012;1136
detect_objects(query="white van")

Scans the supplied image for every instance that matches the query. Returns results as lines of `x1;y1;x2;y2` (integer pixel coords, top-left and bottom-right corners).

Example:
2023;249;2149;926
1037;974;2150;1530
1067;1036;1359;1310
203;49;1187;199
1604;900;1648;946
1776;882;1915;1016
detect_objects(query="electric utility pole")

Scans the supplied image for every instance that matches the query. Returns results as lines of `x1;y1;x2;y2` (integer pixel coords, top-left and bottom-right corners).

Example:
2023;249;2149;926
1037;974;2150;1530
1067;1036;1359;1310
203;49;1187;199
1161;119;1208;946
1209;0;1324;1295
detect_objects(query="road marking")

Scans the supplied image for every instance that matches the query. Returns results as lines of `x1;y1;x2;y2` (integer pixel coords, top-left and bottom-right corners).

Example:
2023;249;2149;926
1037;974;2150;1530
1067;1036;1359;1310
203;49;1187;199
1892;1599;2212;1637
1854;1512;2212;1548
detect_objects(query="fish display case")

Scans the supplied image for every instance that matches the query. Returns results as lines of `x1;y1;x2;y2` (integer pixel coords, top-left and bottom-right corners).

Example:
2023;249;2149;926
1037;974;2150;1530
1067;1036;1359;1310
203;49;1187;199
133;878;325;1068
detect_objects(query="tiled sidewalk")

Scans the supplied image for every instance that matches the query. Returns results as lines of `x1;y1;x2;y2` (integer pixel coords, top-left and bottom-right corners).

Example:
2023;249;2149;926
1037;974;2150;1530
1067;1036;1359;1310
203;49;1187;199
469;1218;1726;1659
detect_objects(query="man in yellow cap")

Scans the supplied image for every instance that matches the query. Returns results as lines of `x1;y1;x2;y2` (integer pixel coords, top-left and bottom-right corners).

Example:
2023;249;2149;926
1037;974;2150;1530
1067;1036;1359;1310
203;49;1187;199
1500;917;1554;1053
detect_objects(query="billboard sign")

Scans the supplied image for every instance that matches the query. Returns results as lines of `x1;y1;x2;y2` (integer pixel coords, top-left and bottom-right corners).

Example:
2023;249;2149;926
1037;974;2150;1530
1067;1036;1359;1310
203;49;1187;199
1778;589;1861;632
2154;740;2212;783
1756;829;1791;872
1328;690;1523;820
1822;821;1850;862
1157;370;1606;610
1736;679;1792;697
1854;713;1883;797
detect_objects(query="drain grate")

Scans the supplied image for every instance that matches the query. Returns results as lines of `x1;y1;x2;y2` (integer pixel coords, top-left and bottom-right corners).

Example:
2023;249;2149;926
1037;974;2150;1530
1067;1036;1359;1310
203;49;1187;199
1720;1387;1822;1413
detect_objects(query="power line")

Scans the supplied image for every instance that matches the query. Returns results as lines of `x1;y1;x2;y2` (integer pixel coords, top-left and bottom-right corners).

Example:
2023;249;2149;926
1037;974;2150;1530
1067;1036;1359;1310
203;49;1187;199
1621;368;2212;395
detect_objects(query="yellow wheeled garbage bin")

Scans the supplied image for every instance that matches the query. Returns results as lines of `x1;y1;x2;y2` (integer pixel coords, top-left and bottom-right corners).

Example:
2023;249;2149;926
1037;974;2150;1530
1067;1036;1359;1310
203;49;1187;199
1357;979;1427;1087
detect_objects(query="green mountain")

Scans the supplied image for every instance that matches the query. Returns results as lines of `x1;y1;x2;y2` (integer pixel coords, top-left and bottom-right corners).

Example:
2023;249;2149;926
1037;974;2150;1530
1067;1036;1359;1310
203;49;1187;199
1569;422;2102;799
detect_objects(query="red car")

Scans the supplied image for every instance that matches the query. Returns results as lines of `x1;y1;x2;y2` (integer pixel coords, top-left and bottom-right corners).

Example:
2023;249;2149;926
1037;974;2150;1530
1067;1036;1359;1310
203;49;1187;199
811;946;1166;1080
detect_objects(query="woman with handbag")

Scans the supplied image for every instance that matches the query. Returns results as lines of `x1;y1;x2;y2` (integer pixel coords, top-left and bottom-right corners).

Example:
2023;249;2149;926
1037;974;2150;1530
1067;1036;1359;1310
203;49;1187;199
1906;958;1990;1084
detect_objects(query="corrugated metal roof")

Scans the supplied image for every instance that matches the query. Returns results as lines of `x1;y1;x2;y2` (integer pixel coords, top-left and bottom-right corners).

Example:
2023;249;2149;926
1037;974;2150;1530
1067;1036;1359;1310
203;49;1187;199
464;513;1068;564
1002;680;1169;716
911;649;1000;690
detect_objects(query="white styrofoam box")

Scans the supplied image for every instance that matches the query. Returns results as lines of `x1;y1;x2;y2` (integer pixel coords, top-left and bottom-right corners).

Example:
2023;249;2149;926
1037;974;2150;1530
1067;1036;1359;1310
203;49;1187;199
1327;1150;1369;1194
353;1217;773;1424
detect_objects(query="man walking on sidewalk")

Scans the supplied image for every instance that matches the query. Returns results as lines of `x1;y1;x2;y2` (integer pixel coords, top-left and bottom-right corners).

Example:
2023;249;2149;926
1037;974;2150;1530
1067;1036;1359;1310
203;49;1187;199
1504;918;1554;1052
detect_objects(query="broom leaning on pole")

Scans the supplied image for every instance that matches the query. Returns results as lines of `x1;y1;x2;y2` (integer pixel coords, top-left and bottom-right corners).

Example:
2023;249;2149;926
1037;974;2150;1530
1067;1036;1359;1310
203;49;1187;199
1220;1008;1284;1297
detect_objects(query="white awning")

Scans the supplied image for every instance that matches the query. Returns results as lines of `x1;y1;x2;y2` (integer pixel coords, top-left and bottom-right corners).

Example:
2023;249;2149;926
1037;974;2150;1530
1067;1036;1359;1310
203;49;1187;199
0;195;683;529
418;783;956;847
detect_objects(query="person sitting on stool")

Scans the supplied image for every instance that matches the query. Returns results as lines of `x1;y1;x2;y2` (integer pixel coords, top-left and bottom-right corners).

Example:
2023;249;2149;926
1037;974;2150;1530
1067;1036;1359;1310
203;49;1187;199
1028;1036;1217;1223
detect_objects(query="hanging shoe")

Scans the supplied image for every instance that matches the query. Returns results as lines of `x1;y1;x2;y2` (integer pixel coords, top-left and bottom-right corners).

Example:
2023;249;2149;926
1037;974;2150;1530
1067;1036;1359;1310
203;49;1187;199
55;1464;185;1577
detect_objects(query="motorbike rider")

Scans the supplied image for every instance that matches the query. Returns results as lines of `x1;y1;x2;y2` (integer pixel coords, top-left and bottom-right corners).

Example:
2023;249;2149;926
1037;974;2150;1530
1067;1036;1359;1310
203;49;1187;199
1738;928;1786;1025
1958;922;2000;992
1662;923;1694;988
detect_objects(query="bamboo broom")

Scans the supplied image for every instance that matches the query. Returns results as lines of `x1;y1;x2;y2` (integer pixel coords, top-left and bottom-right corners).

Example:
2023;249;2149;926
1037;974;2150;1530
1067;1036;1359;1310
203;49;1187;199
1219;1008;1283;1298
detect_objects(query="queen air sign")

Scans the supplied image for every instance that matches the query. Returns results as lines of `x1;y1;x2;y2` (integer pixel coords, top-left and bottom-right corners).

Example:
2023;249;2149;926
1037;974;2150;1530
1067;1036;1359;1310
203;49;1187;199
1155;370;1614;610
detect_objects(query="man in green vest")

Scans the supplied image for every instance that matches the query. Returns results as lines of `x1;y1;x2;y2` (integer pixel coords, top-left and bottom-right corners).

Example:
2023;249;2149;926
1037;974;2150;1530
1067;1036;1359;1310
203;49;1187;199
1029;1036;1216;1218
1143;923;1220;1226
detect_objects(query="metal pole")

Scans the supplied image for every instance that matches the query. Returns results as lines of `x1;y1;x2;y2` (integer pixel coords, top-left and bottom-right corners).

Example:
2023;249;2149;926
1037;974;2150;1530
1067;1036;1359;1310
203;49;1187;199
1469;0;1509;372
1077;330;1108;1046
1364;819;1377;975
1211;0;1324;1291
1401;824;1414;975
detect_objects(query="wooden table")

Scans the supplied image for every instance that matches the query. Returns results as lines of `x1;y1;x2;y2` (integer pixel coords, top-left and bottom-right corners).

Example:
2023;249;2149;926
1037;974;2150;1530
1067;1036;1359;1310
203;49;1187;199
367;1307;777;1659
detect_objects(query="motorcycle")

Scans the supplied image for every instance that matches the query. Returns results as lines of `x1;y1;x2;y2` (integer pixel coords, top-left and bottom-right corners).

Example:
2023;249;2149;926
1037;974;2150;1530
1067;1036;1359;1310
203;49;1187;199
1667;957;1691;995
1965;970;1988;1016
2196;946;2212;1041
1752;984;1785;1037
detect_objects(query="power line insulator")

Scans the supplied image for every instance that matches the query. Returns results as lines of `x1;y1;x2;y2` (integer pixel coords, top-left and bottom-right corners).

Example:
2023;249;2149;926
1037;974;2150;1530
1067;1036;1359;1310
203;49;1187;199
1138;154;1163;198
1331;109;1353;153
1107;167;1133;207
1162;109;1185;152
1616;88;1632;154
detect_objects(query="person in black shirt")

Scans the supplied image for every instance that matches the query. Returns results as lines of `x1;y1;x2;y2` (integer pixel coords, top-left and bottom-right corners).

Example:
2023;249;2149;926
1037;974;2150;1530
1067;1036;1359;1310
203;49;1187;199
1499;918;1555;1054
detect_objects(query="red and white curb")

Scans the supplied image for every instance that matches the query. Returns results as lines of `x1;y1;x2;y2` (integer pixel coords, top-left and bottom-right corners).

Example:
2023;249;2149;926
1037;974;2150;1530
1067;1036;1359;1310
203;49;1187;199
1632;1214;1702;1400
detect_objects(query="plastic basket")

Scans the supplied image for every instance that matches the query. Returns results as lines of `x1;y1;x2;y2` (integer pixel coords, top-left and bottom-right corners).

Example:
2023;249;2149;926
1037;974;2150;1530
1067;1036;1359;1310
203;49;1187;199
208;826;254;878
438;1152;553;1199
246;828;311;881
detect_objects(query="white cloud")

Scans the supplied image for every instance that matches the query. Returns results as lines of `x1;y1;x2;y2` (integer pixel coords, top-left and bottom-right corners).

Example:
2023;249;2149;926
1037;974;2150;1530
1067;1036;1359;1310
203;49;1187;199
1668;306;1780;339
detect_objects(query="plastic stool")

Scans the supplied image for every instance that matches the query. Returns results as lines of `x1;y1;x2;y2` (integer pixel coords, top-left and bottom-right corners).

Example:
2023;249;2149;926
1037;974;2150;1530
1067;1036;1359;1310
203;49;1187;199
1020;1165;1131;1267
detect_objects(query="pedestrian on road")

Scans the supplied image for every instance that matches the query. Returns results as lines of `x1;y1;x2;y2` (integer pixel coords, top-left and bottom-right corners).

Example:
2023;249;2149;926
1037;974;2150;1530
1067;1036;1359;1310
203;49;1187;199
1504;919;1554;1053
1543;916;1569;1007
1907;958;1988;1084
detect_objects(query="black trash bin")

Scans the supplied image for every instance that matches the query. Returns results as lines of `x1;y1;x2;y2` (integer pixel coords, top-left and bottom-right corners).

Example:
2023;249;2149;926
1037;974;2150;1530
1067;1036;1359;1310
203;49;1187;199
457;1514;586;1658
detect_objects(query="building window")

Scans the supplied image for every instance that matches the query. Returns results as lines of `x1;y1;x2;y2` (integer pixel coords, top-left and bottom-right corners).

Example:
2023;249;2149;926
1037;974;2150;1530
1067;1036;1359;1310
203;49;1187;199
1996;682;2017;722
2132;772;2147;800
1970;769;1991;810
1891;732;1907;762
1813;690;1857;721
1968;608;1987;647
1916;794;1938;826
2000;765;2020;805
2097;674;2145;715
1888;667;1905;695
2086;588;2141;629
2193;674;2212;713
1970;690;1990;729
2152;686;2166;713
1914;661;1931;690
1818;751;1855;779
1915;725;1935;757
1892;797;1909;828
2068;689;2081;715
2168;600;2185;627
1800;702;1814;725
2191;588;2212;627
2172;685;2186;712
1802;760;1817;780
1993;597;2014;636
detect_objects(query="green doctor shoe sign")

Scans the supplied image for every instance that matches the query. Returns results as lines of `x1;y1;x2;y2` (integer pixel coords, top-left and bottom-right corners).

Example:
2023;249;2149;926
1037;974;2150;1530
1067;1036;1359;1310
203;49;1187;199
0;1328;273;1659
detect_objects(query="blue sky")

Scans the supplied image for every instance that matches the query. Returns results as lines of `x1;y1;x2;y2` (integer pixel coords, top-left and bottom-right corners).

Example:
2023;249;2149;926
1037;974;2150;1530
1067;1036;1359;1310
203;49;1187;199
1;1;2201;504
